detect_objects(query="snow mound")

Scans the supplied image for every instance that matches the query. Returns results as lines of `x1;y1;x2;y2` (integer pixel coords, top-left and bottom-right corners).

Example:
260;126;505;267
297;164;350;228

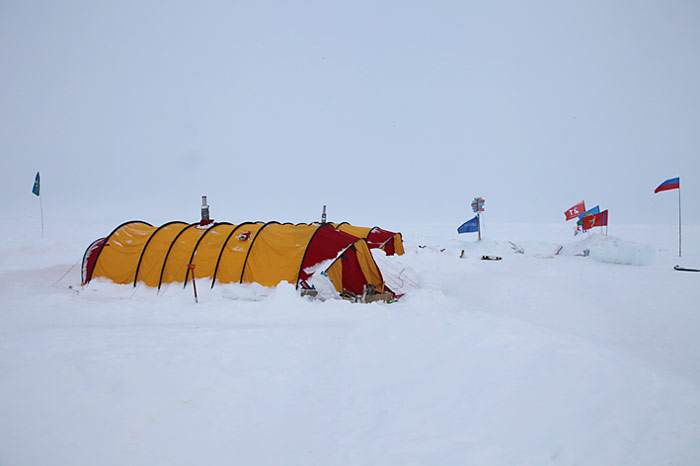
562;234;654;266
414;231;656;268
453;238;562;259
454;238;514;258
305;270;339;301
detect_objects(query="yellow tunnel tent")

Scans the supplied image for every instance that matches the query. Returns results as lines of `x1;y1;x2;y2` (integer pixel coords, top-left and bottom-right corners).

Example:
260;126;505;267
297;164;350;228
81;221;392;296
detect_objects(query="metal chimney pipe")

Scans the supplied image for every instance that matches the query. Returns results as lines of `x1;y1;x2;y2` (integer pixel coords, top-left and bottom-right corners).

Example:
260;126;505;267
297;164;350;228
201;196;210;222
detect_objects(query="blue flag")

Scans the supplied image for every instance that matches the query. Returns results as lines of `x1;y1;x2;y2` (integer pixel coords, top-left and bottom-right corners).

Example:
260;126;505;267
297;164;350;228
32;172;40;196
458;216;479;234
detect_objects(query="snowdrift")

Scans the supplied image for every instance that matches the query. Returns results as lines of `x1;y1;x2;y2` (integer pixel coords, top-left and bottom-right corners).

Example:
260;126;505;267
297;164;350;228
2;221;699;466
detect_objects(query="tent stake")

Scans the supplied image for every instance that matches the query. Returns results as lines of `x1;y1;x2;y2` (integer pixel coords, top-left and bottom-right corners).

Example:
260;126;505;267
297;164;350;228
188;264;198;303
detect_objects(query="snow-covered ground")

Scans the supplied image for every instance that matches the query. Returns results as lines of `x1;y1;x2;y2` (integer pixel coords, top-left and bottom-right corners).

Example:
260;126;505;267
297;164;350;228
1;218;699;466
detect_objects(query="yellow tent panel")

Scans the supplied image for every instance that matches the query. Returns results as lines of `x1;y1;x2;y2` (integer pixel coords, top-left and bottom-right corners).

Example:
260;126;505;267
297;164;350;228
160;224;208;287
215;222;265;285
242;223;318;287
137;222;189;287
188;223;236;284
92;222;155;285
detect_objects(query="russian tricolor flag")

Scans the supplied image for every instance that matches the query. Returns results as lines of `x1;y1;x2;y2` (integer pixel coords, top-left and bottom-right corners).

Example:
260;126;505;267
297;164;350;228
654;177;680;193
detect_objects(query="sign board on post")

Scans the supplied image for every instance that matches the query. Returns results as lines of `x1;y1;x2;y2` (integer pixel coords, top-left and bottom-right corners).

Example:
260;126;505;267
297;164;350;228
471;197;485;240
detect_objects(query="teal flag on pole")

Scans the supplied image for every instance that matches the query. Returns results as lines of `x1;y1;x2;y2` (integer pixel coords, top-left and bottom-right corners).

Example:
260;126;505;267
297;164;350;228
32;172;40;196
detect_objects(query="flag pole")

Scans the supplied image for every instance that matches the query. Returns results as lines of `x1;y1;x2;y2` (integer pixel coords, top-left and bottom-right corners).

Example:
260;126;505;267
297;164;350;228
39;194;44;238
33;171;44;238
678;184;682;257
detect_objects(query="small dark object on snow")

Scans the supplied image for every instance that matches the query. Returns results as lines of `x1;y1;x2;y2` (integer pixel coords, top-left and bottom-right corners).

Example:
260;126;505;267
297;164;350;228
508;242;524;254
674;265;700;272
481;255;502;261
341;285;392;303
418;245;445;253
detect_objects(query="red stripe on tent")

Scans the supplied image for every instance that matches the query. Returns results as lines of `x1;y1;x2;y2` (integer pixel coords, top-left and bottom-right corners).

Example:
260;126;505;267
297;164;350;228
339;246;366;295
366;228;397;255
81;238;106;285
299;225;358;282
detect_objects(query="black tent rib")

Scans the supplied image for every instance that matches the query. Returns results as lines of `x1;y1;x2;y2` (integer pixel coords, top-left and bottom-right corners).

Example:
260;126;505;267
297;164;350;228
133;221;188;287
239;221;280;283
85;220;153;284
210;222;258;288
325;240;359;273
293;223;326;289
183;222;233;288
157;222;198;290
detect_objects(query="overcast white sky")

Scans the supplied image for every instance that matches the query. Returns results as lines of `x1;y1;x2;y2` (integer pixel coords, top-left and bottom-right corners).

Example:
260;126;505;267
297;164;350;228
1;0;698;229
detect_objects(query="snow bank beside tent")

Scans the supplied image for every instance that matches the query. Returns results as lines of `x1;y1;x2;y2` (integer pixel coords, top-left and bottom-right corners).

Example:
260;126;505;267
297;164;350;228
561;234;655;266
449;233;654;266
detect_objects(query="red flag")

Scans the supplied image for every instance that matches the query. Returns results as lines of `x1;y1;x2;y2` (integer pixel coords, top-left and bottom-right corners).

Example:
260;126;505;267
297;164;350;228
581;214;596;230
565;201;586;221
593;210;608;227
581;210;608;230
